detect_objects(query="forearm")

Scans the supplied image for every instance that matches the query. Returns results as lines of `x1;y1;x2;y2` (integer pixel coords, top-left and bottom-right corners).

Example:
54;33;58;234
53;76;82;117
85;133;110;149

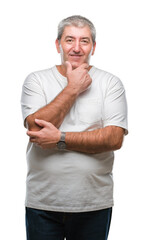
65;126;124;154
26;63;92;131
26;85;78;131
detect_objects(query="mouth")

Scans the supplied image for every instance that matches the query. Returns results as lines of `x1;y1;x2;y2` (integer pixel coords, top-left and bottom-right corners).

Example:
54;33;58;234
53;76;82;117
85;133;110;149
70;54;83;56
69;54;83;60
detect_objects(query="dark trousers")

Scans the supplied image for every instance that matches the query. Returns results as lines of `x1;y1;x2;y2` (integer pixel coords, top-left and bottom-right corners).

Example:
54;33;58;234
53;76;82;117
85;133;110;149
26;207;112;240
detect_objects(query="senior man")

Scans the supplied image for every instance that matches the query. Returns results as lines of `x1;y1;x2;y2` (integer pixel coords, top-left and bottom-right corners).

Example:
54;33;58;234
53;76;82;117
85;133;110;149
21;15;128;240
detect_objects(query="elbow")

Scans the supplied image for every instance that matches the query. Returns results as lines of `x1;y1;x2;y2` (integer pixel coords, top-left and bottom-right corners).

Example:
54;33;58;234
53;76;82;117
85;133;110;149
25;114;35;130
115;142;122;150
26;114;41;131
113;137;123;151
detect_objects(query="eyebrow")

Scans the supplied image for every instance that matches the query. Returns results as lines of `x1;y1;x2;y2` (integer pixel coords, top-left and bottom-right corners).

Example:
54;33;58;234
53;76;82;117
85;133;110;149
65;36;74;40
65;36;91;41
81;37;90;41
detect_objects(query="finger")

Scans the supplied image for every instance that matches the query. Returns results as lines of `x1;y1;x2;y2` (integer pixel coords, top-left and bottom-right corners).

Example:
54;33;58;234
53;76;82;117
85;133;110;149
27;130;39;137
41;143;56;150
65;61;72;74
30;137;37;143
35;119;49;128
79;63;89;70
86;75;92;83
86;74;91;79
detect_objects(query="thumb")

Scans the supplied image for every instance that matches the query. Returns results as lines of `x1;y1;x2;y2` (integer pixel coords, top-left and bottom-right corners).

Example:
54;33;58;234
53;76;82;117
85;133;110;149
35;119;48;128
65;61;72;75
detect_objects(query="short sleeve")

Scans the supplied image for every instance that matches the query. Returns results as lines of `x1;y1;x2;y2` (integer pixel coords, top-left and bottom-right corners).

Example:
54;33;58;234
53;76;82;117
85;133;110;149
21;73;46;127
103;76;128;135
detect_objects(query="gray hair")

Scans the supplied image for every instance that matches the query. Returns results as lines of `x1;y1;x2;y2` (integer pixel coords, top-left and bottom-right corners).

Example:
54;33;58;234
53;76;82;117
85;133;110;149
57;15;96;45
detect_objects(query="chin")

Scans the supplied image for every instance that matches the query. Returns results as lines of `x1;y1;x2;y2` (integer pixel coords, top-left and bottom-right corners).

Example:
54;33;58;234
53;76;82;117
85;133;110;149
71;61;84;69
71;63;79;69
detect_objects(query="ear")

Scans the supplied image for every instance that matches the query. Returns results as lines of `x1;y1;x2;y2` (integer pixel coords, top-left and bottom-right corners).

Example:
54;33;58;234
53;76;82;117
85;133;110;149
55;39;60;53
92;42;96;56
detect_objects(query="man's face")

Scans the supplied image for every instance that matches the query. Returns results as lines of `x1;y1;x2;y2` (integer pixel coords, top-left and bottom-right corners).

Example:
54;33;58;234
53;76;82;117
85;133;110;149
56;25;96;69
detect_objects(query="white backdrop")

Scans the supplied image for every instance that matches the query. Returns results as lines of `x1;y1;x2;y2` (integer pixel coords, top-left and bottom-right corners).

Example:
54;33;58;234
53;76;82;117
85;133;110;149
0;0;149;239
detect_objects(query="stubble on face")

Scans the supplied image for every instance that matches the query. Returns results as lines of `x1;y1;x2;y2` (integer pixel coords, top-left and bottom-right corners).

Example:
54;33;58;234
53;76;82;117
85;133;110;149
59;44;93;71
59;26;95;70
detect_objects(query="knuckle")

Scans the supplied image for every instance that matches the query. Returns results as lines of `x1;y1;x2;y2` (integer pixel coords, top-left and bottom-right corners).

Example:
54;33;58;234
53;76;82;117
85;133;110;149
38;132;42;137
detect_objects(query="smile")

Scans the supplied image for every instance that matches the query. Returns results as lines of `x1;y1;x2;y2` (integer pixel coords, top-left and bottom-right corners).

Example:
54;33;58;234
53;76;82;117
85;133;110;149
69;55;83;60
70;55;83;57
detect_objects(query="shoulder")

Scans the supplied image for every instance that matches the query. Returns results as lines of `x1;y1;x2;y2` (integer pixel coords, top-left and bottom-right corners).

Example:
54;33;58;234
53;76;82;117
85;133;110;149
91;66;119;80
27;67;54;80
91;66;124;88
23;66;55;85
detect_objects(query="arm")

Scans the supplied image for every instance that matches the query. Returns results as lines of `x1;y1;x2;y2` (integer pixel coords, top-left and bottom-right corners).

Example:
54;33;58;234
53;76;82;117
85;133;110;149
27;120;124;153
63;76;128;153
26;85;78;131
65;126;124;153
27;71;127;153
26;62;92;131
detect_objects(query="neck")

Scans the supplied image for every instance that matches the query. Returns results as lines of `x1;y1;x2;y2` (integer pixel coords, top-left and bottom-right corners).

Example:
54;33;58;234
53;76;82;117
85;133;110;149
56;65;67;77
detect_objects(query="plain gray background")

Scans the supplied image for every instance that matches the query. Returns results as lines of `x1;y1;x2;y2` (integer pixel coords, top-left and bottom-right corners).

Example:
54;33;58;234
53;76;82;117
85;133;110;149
0;0;148;239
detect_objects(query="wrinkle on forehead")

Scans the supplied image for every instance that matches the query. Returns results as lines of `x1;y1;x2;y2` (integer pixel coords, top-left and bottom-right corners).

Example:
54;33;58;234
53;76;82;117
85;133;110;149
62;26;92;41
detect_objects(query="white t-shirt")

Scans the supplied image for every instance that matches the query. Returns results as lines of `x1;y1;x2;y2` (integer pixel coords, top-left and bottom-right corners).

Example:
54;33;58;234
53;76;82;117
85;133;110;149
21;66;128;212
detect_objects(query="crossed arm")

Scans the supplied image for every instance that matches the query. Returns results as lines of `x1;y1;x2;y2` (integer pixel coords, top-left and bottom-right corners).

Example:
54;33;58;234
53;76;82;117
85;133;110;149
26;62;125;154
27;119;124;154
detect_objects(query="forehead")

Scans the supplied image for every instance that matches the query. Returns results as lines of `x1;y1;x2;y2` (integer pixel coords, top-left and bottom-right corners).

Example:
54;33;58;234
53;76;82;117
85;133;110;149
61;25;92;39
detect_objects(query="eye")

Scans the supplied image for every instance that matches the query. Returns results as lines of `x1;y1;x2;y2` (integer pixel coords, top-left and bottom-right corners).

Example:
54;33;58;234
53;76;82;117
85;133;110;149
66;39;73;43
81;39;89;44
83;40;88;43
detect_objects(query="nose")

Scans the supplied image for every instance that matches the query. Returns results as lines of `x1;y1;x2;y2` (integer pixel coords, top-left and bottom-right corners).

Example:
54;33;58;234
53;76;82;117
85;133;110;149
73;40;80;53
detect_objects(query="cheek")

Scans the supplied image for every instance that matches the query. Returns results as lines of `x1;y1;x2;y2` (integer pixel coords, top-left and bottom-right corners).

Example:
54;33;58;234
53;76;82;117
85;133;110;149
86;46;93;54
62;44;72;53
80;45;92;55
